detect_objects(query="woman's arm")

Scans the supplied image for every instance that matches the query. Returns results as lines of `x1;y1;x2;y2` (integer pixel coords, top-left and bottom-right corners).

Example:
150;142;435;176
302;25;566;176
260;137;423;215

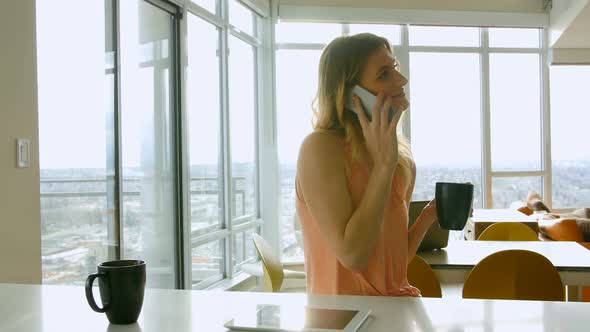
299;94;406;272
407;162;437;259
297;132;398;272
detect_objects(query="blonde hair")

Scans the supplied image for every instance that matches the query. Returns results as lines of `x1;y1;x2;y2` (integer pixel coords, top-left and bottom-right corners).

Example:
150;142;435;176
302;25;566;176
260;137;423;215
312;33;413;175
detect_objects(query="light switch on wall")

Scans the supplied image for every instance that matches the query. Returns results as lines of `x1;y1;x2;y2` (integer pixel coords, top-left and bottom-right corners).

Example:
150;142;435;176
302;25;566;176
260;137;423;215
17;138;30;168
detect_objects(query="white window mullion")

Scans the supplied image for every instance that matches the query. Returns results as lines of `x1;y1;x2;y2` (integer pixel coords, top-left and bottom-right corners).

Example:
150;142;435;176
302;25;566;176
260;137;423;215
233;218;264;232
258;12;281;258
275;43;326;50
407;46;542;54
540;28;553;208
220;0;234;280
408;46;480;53
192;229;232;247
229;27;261;46
342;23;349;36
490;171;545;178
480;28;492;208
187;1;225;28
399;24;411;142
253;42;261;224
178;4;193;290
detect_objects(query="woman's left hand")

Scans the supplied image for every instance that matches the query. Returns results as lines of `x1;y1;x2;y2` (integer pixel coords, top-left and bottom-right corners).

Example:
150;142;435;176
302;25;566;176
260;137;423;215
418;198;438;226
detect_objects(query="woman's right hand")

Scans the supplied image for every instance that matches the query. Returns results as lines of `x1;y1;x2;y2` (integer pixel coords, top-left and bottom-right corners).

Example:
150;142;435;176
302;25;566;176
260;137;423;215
353;92;405;175
418;199;438;227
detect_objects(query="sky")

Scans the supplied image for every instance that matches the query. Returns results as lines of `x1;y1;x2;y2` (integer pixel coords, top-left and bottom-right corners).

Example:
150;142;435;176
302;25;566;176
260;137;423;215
36;6;590;171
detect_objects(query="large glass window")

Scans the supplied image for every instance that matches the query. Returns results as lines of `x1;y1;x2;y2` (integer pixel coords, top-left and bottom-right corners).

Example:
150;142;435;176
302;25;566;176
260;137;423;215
37;0;114;286
276;49;321;260
409;52;482;207
119;0;178;289
488;28;540;48
187;15;224;287
550;66;590;208
409;26;480;47
275;22;340;44
489;53;542;171
233;228;259;272
492;177;543;208
191;240;225;285
228;36;257;221
192;0;216;14
187;17;223;235
229;0;255;36
348;24;401;45
38;0;266;289
186;3;262;287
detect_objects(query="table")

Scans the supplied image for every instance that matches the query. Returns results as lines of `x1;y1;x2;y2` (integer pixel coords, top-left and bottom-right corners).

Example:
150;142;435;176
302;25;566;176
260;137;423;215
246;240;590;301
464;209;540;240
1;283;590;331
417;240;590;300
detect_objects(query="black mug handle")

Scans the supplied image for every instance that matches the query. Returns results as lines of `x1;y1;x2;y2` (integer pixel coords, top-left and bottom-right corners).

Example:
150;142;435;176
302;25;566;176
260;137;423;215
85;272;109;313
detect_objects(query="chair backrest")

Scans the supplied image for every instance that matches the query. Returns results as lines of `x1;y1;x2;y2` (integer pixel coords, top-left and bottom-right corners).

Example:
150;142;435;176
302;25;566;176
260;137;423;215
462;249;565;301
477;222;539;241
251;233;284;292
407;255;442;298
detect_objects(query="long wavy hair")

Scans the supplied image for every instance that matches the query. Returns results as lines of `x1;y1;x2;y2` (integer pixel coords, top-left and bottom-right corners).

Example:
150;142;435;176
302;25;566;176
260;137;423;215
312;33;413;175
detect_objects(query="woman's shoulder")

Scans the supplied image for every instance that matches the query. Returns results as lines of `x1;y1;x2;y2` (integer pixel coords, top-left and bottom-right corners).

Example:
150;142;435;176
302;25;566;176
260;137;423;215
297;131;347;172
300;131;346;157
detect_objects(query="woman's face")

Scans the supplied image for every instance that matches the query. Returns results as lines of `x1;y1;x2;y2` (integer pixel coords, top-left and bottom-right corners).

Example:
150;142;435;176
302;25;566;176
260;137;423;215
358;46;409;112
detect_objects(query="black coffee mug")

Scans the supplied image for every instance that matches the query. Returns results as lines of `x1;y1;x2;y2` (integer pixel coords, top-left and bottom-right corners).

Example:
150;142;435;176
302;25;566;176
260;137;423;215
435;182;474;230
85;260;146;324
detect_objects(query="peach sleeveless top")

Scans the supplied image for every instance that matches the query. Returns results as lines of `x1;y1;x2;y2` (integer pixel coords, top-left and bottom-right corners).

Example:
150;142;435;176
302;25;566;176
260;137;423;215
296;142;420;297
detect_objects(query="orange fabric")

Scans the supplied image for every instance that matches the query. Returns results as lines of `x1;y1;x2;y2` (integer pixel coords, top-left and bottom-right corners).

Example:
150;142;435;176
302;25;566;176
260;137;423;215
536;211;590;302
538;218;584;242
576;243;590;302
517;206;534;216
296;145;419;297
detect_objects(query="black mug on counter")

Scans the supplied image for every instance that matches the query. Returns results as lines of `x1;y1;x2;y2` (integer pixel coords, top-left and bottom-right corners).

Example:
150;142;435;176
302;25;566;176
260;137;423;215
435;182;474;230
85;260;146;324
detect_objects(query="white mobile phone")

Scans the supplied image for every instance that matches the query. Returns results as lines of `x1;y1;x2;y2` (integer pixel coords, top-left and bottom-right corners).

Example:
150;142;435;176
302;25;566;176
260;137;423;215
345;85;397;123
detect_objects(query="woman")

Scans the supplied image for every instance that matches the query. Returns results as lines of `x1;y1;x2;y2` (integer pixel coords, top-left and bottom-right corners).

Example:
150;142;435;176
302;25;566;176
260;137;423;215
295;33;439;296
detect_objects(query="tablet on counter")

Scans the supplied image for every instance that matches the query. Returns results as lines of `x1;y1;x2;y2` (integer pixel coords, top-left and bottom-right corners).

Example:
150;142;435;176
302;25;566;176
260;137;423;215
224;304;371;332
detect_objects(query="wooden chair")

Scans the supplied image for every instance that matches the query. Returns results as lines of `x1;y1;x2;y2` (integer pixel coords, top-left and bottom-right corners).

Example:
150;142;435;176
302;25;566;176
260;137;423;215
251;233;305;292
408;255;442;298
462;249;565;301
478;222;539;241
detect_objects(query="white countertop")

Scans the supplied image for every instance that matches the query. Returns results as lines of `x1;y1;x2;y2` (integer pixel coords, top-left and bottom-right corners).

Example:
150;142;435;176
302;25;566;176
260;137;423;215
1;283;590;331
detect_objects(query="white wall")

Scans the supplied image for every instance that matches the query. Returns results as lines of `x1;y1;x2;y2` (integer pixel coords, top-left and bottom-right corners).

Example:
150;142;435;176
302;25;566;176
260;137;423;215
0;0;42;284
550;48;590;64
549;0;590;47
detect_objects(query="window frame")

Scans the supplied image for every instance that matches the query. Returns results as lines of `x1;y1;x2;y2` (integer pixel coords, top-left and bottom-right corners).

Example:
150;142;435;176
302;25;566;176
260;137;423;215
185;0;266;290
